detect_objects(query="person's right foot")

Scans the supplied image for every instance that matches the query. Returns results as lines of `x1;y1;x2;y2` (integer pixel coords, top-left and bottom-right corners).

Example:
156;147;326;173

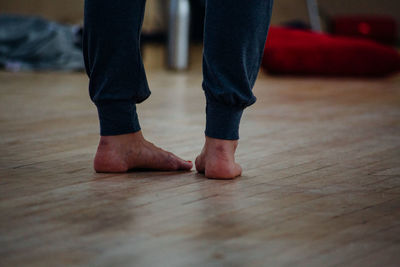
195;136;242;179
94;131;193;173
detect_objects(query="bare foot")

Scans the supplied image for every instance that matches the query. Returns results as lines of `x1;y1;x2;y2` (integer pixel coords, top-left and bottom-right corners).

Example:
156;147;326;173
94;131;193;173
195;136;242;179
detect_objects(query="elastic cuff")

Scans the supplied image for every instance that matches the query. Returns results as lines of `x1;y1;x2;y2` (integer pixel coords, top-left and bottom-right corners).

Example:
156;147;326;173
96;101;141;136
205;101;244;140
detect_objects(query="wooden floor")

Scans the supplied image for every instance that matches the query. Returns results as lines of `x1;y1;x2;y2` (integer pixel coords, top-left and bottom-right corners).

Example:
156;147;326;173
1;45;400;266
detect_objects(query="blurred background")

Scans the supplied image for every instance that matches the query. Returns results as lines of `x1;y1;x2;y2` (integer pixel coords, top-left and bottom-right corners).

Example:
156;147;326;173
0;0;399;74
1;0;399;37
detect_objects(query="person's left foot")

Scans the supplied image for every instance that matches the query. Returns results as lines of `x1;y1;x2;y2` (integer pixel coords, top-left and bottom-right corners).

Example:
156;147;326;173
94;131;193;173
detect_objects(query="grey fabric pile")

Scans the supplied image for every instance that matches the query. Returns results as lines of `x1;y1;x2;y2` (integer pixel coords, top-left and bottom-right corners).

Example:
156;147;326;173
0;14;84;71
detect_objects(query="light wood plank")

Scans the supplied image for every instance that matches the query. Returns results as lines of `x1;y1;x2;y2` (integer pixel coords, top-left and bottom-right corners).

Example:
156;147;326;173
0;44;399;266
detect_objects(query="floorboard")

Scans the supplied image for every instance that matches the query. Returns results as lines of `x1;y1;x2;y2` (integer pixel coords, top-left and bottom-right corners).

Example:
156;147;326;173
1;44;399;266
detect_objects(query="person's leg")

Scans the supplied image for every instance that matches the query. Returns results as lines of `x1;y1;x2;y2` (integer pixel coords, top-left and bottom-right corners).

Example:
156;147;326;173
84;0;192;172
196;0;274;179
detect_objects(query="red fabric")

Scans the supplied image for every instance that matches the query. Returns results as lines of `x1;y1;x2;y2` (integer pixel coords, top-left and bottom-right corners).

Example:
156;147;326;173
332;16;397;44
262;27;400;76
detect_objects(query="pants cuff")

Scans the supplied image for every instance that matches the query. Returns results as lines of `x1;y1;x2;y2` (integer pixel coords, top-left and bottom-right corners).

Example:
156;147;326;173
205;101;244;140
96;101;141;136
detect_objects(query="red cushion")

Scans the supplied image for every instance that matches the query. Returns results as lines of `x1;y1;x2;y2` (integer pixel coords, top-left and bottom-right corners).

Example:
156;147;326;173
262;27;400;76
332;15;397;44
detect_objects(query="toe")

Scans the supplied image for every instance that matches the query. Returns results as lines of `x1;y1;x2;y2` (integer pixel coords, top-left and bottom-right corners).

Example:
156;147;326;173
167;152;192;171
171;153;192;170
179;160;193;170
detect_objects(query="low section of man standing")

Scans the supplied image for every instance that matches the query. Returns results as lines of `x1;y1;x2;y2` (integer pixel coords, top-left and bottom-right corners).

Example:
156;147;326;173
83;0;274;179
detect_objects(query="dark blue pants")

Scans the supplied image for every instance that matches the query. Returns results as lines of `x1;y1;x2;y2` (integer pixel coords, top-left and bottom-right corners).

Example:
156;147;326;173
83;0;273;140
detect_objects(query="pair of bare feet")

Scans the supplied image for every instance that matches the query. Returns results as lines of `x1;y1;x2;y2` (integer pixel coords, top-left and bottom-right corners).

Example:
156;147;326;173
94;131;242;179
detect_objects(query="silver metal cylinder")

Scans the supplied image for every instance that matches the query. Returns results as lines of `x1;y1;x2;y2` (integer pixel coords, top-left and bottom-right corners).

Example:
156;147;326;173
306;0;322;32
167;0;190;70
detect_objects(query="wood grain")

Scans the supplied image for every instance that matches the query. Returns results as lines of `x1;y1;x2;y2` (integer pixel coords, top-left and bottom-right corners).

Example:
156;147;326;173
0;44;399;266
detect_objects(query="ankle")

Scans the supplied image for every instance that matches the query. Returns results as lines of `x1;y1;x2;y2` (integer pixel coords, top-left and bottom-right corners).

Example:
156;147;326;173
99;131;145;147
205;136;238;154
